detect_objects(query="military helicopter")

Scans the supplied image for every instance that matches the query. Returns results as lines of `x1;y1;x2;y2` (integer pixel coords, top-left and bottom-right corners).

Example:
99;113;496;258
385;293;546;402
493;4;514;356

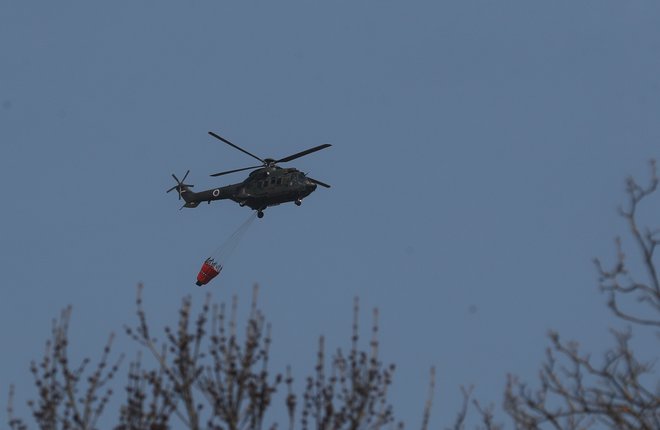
167;131;331;218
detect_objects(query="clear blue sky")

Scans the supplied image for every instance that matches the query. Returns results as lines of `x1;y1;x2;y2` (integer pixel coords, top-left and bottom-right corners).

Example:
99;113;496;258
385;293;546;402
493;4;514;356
2;1;659;427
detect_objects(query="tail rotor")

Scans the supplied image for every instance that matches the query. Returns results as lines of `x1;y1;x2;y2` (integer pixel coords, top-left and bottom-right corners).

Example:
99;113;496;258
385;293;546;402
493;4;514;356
166;170;195;200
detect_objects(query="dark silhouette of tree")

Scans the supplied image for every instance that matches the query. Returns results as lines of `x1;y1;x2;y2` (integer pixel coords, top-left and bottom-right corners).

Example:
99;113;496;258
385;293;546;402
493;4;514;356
8;286;433;430
502;160;660;429
299;302;400;430
7;307;123;430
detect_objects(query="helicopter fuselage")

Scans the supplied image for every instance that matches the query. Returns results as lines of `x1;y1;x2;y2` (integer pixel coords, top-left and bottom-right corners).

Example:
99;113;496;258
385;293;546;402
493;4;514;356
178;167;317;215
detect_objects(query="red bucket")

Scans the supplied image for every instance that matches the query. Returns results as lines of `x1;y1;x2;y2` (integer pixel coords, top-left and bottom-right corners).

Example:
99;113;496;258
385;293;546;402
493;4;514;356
196;258;222;286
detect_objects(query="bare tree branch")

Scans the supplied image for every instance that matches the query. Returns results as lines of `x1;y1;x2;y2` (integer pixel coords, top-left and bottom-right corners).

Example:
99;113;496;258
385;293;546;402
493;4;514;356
9;306;122;430
504;161;660;429
300;297;401;430
595;159;660;327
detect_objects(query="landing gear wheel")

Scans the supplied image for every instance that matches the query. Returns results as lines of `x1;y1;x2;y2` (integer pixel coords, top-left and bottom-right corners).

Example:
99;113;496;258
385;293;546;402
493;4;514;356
295;199;302;206
257;211;264;218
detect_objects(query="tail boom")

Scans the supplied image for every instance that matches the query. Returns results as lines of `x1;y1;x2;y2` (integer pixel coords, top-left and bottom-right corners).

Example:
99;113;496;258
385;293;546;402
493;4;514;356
178;184;239;208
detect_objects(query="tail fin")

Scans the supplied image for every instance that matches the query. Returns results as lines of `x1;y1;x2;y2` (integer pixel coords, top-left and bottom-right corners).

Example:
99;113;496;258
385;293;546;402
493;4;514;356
166;171;199;209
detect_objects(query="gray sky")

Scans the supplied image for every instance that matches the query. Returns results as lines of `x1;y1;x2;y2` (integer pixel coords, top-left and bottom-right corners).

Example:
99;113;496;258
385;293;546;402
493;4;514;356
2;1;659;427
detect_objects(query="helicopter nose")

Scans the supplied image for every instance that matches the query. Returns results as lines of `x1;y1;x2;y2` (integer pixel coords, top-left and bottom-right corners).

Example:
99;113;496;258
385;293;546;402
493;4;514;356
305;180;317;192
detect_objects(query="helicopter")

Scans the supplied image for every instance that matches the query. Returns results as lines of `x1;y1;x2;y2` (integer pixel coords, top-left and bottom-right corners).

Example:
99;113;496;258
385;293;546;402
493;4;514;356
167;131;331;218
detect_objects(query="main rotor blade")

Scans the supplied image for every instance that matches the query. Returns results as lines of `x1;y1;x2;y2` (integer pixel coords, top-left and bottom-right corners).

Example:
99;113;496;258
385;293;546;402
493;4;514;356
210;165;262;177
208;131;265;164
276;144;331;164
307;177;331;188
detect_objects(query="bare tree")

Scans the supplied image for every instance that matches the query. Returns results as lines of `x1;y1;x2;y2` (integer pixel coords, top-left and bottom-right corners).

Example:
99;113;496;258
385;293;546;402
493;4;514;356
7;307;123;430
598;159;660;327
121;285;283;430
9;285;434;430
299;299;401;430
503;160;660;429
